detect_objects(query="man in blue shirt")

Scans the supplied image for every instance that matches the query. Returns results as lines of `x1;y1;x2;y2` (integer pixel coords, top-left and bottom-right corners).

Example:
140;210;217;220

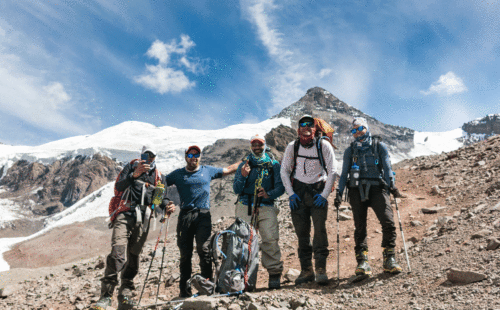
164;145;239;297
335;117;402;279
233;134;285;289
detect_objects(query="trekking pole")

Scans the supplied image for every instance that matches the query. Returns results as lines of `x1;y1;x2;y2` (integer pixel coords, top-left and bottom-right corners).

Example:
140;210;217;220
154;213;171;308
393;194;411;273
336;204;340;286
138;211;167;306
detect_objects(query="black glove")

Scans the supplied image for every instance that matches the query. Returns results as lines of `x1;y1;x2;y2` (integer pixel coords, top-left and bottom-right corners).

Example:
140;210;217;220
390;187;403;198
334;191;342;210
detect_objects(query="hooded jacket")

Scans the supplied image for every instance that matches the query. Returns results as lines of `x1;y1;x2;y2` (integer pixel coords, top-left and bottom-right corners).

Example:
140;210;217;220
233;153;285;206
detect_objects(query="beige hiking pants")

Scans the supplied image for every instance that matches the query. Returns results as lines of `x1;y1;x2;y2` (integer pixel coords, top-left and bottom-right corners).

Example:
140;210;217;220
235;202;283;275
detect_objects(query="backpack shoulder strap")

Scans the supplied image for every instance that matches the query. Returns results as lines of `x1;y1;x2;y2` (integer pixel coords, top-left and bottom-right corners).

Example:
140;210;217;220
350;141;358;165
371;136;383;172
290;138;300;178
316;136;328;173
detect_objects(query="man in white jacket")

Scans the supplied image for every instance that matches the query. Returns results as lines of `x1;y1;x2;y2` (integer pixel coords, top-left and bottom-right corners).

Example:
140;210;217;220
280;115;338;285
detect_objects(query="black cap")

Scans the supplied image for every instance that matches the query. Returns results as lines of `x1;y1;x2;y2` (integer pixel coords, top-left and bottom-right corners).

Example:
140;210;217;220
298;114;314;124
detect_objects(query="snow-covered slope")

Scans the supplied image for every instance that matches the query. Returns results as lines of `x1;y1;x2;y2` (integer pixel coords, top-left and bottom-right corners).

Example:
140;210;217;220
0;118;291;178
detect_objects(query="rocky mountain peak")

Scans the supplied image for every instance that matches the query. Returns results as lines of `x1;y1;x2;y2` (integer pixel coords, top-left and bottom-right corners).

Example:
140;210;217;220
272;86;415;158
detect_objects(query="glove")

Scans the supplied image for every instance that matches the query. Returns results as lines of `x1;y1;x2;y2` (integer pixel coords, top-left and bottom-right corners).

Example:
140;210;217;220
289;194;301;211
334;191;342;210
313;194;327;208
390;187;403;198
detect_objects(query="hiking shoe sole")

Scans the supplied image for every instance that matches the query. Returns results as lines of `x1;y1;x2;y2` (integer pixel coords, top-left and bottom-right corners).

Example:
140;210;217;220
295;275;315;285
384;267;402;274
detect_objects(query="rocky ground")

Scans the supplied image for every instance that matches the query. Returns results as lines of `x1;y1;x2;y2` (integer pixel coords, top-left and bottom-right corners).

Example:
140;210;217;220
1;135;500;309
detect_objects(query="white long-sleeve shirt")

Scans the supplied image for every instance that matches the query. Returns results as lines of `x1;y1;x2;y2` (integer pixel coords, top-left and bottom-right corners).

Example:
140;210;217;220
280;139;339;199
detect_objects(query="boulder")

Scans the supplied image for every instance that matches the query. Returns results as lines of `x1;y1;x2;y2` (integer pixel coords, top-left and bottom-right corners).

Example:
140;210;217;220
421;206;446;214
447;269;487;284
471;230;492;239
284;268;300;283
181;297;218;310
486;238;500;250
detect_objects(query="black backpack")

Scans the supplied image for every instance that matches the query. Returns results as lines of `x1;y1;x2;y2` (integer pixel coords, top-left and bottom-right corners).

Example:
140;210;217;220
290;136;330;179
350;135;384;175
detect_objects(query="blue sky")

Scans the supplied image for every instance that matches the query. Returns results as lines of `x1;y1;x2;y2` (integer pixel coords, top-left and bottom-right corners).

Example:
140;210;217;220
0;0;499;145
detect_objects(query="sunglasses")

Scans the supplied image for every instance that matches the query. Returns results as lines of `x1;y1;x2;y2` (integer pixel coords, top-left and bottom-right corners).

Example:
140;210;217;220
186;153;200;158
351;126;365;134
299;121;314;128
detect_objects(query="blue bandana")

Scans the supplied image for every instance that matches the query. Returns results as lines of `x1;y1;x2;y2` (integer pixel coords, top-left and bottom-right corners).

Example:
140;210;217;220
248;152;272;167
354;131;372;151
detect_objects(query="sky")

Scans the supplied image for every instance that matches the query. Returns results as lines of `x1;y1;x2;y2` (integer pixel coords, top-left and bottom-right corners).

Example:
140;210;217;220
0;0;499;146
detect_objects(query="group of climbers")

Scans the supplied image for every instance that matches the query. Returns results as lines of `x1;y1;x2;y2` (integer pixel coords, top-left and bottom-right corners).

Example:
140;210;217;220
93;115;404;309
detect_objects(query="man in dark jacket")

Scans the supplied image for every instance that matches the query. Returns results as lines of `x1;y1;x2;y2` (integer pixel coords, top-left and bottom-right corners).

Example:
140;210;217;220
164;145;240;298
233;134;285;289
94;146;175;310
336;117;402;279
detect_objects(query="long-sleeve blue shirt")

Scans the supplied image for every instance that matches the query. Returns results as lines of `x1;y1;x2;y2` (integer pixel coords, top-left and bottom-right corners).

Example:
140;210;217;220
233;155;285;206
338;139;393;196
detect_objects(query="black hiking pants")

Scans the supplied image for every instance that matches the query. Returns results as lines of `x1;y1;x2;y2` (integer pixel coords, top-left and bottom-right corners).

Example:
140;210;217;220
348;184;397;253
290;180;329;270
177;208;212;296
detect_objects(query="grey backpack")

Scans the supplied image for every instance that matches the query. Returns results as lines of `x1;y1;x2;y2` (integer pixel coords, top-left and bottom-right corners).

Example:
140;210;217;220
210;217;260;294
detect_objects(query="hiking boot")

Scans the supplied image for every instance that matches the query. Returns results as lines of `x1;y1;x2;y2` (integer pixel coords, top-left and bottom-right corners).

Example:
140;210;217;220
315;267;328;285
268;274;281;290
355;250;372;277
92;296;112;310
117;294;137;310
295;266;315;285
383;247;402;274
179;284;192;298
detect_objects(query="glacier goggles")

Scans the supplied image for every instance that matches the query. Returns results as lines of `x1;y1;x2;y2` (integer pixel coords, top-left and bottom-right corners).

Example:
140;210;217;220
299;121;314;128
351;126;365;134
186;153;200;159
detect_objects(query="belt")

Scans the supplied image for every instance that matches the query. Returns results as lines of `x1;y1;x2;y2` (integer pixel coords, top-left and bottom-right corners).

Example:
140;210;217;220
181;208;210;214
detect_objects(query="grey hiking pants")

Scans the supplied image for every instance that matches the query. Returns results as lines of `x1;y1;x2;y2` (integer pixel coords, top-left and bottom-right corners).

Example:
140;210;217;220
290;180;329;270
348;185;397;253
101;212;150;297
235;202;283;276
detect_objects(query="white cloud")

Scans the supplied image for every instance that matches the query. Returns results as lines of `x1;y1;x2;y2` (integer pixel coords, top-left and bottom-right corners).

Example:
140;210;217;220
135;36;200;94
421;71;468;96
43;82;71;109
318;68;332;79
134;64;195;94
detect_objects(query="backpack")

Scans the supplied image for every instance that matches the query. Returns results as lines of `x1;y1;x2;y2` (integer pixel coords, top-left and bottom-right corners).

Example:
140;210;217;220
314;118;336;149
291;118;335;179
108;159;161;223
208;218;260;294
350;135;383;173
291;136;330;179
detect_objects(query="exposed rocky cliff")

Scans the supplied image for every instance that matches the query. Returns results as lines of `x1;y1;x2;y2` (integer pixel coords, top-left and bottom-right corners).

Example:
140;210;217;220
272;87;415;159
461;114;500;145
0;154;120;216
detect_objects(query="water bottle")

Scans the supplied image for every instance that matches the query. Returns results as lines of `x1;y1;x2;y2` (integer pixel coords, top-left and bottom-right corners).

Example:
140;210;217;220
349;163;360;187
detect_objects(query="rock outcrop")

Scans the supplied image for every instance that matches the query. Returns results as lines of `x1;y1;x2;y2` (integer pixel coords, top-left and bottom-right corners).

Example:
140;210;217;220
0;154;120;216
